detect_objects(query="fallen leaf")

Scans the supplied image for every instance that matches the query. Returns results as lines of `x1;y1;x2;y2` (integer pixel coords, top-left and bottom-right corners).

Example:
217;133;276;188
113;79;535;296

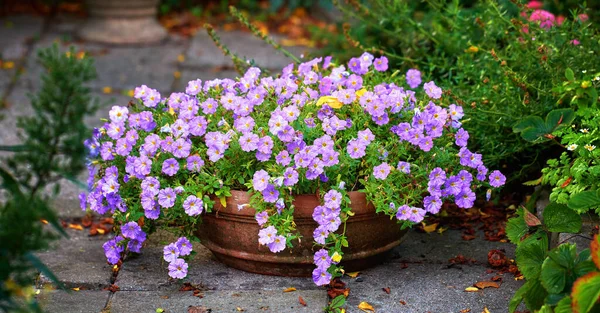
483;307;491;313
491;276;503;282
283;287;296;292
400;263;408;269
68;223;83;231
437;226;448;234
346;272;360;278
177;54;185;62
2;61;14;69
474;281;500;289
514;275;524;281
487;250;507;268
81;216;92;228
187;306;209;313
236;307;244;312
102;86;112;94
422;222;438;233
160;296;169;299
462;234;476;241
71;287;80;291
460;309;471;313
399;300;406;305
464;287;480;292
174;71;181;79
382;287;390;294
156;309;164;313
40;219;48;224
298;296;307;306
358;301;375;312
103;284;120;292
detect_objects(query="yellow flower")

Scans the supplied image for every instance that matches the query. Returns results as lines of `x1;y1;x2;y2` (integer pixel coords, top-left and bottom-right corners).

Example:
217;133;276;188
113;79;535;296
331;251;342;263
316;96;343;109
466;46;479;53
355;88;367;98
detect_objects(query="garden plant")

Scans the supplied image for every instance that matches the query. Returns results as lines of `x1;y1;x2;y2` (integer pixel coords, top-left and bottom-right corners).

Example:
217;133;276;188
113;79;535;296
83;52;507;287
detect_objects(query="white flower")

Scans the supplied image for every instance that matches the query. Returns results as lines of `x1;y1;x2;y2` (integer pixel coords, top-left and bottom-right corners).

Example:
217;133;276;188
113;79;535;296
109;106;128;123
582;70;587;73
160;124;171;133
567;144;578;151
584;144;596;151
580;128;589;133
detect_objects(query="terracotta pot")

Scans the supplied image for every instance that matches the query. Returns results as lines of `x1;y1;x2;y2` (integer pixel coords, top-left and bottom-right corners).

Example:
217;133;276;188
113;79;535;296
78;0;167;44
196;190;408;277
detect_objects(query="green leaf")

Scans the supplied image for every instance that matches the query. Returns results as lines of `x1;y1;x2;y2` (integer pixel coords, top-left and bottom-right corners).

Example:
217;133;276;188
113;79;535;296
507;208;529;244
572;272;600;313
525;278;548;311
516;231;549;280
546;293;568;306
568;191;600;211
543;202;582;233
545;108;575;131
509;282;528;313
513;115;546;135
539;305;554;313
540;257;567;294
565;68;575;81
555;296;573;313
329;295;346;309
575;260;597;277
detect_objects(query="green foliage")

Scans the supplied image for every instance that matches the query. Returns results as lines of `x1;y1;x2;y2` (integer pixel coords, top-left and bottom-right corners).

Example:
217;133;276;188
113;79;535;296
317;0;600;183
513;108;575;143
507;209;600;312
0;44;98;312
326;294;346;313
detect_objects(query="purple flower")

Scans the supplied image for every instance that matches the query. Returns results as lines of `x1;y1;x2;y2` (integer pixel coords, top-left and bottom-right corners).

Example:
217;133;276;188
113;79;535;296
255;211;269;226
324;190;342;209
283;167;299;187
428;167;446;187
313;226;329;245
444;176;462;196
252;170;270;191
262;184;279;203
406;69;422;89
268;235;286;253
172;138;191;158
489;170;506;187
456;188;476;208
158;188;176;208
163;243;180;263
258;226;277;245
396;205;411;221
325;214;341;232
239;132;259;152
168;258;188;279
314;249;332;269
373;56;388;72
103;236;124;264
409;207;426;223
397;161;411;174
141;177;160;195
423;196;442;214
449;104;464;121
455;128;469;147
183;195;203;216
186;79;202;95
373;162;392;180
423;81;442;99
176;237;193;256
100;142;114;161
347;139;366;159
121;221;142;239
79;192;87;211
186;155;204;172
312;267;332;286
162;158;179;176
477;165;489;181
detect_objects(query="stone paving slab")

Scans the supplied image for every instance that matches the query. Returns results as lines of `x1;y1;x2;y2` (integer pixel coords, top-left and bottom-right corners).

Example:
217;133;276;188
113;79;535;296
116;244;319;292
392;229;516;264
184;30;307;71
342;262;523;313
36;229;114;289
0;15;44;60
36;290;110;313
109;290;327;313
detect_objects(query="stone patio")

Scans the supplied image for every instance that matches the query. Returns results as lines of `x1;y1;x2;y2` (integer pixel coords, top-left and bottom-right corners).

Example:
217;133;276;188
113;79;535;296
1;13;526;313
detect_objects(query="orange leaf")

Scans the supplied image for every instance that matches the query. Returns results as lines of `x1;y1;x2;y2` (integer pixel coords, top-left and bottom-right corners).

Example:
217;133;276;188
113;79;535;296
357;301;375;312
68;223;83;231
460;309;471;313
382;287;390;294
482;307;491;313
399;300;406;305
474;281;500;289
346;272;360;278
524;209;541;227
561;177;573;188
283;287;296;292
422;222;438;233
298;296;307;307
592;234;600;269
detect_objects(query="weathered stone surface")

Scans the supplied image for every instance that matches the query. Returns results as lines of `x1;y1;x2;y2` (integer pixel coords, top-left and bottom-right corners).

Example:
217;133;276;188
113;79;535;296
0;15;44;60
342;262;523;313
109;290;327;313
36;290;110;313
184;30;307;71
391;229;516;264
116;243;319;292
36;229;113;289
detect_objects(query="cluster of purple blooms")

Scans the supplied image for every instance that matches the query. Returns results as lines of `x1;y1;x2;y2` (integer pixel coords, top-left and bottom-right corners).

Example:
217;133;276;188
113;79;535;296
84;51;506;286
163;237;193;279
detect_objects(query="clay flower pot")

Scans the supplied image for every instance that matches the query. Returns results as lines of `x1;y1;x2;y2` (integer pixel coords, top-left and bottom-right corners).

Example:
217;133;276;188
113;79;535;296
196;190;408;277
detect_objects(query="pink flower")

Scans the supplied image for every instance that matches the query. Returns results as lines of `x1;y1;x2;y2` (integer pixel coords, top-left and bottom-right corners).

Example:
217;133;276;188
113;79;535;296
529;10;555;29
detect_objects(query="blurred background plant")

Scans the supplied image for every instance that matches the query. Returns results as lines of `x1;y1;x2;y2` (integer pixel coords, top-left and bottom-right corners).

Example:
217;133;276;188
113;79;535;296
313;0;600;189
0;44;97;312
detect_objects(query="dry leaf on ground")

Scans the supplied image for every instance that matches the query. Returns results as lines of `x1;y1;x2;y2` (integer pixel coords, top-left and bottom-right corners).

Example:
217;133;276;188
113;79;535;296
464;287;480;292
298;296;307;307
346;272;360;278
474;281;500;289
358;301;375;312
283;287;296;292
